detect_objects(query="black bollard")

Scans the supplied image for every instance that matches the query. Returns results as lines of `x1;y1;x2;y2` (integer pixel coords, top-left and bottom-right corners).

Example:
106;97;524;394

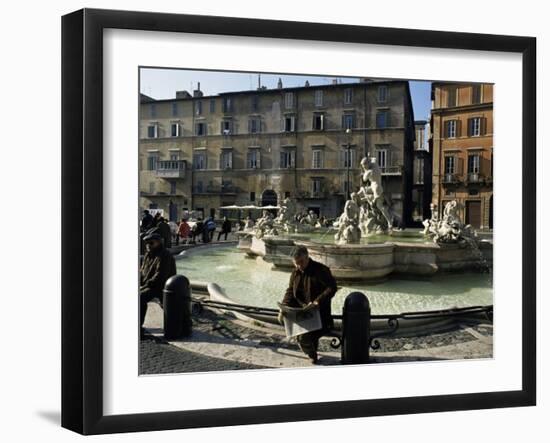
341;291;371;364
163;275;192;339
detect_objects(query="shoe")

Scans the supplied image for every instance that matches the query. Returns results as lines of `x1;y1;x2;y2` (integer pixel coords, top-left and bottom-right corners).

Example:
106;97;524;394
309;353;318;364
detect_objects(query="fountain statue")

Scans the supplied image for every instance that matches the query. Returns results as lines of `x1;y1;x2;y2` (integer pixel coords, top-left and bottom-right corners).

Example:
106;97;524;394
422;200;477;244
334;156;398;243
334;192;361;244
274;197;298;233
254;210;278;238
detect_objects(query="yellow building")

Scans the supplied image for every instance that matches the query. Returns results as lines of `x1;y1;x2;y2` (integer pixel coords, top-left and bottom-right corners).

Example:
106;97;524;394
139;79;417;222
430;82;493;229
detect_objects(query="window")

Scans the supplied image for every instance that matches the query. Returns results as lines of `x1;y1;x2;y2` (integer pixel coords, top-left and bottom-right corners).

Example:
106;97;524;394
283;115;296;132
170;181;177;195
171;102;179;117
193;153;206;170
341;149;355;168
196;100;202;115
220;150;233;169
447;87;457;107
147;124;158;138
221;120;233;135
314;90;323;107
312;150;323;169
376;111;388;128
284;191;291;198
446;120;457;138
312;178;323;195
342;113;355;130
377;85;388;103
468;154;480;174
195;122;207;136
469;117;481;136
169;152;180;161
284;92;295;109
248;117;261;133
209;99;216;113
444;156;456;174
312;113;324;130
376;149;388;169
344;88;353;104
170;123;179;137
472;84;482;104
251;95;259;112
147;154;159;171
250;192;256;202
247;149;260;169
280;150;295;168
149;182;156;194
150;104;156;118
222;97;233;113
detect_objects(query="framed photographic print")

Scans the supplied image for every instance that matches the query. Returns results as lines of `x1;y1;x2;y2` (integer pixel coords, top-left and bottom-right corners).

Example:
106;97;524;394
61;8;536;435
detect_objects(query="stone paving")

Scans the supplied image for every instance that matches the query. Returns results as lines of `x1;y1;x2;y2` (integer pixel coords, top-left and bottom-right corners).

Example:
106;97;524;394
140;301;493;374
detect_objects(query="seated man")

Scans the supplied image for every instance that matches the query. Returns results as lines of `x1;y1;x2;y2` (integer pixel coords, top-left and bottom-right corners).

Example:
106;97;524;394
140;231;176;337
279;246;337;364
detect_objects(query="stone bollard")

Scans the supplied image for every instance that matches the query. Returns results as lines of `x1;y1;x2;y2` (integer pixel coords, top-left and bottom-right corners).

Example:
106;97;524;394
341;291;371;364
163;275;192;340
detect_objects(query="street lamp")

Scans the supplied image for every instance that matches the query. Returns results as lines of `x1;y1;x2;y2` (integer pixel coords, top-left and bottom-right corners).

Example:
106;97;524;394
345;128;352;200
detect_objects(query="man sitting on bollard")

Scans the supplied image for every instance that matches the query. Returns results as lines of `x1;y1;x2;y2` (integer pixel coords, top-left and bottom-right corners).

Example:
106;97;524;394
140;231;176;337
278;245;337;364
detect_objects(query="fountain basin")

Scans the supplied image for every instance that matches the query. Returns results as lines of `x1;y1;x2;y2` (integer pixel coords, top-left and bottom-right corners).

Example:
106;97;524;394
239;234;492;281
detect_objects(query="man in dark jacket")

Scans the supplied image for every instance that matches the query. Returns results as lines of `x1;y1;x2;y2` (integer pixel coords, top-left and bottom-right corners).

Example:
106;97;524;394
140;209;154;232
157;217;172;248
279;245;337;363
140;232;176;336
217;216;232;241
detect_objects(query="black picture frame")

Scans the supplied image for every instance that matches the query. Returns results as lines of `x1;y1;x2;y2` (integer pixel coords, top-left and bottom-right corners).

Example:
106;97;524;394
61;8;537;435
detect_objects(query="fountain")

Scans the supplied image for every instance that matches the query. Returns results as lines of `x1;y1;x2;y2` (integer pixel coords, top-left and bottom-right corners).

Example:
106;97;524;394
236;155;492;281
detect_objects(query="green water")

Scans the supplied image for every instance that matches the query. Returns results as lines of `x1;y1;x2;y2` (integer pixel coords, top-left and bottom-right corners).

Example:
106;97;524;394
177;245;493;315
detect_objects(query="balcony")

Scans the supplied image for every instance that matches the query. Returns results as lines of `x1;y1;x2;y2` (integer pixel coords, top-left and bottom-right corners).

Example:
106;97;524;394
466;172;483;184
155;160;186;179
192;184;239;194
442;173;461;184
380;165;403;176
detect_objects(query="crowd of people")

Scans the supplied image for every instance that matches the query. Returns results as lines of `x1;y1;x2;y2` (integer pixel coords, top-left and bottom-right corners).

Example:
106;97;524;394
140;210;234;249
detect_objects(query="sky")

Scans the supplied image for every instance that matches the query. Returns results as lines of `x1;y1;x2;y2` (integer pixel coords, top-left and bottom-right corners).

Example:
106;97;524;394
140;68;432;121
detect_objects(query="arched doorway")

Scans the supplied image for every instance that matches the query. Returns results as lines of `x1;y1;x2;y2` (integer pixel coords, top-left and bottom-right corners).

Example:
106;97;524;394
261;189;278;207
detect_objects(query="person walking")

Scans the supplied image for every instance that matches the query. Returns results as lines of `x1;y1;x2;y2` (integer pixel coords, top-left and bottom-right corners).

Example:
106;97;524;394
140;209;154;232
140;231;176;336
177;218;190;245
278;245;337;364
157;217;172;248
217;216;232;241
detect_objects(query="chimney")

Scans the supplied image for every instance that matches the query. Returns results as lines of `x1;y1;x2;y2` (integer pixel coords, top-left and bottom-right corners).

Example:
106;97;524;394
176;90;191;99
193;81;203;98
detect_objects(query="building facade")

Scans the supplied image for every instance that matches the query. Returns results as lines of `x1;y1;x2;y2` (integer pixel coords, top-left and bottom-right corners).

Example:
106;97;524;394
139;79;416;223
411;120;433;223
430;82;493;229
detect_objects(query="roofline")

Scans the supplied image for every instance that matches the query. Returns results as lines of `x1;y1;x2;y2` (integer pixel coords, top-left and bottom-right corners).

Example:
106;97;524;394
140;79;410;103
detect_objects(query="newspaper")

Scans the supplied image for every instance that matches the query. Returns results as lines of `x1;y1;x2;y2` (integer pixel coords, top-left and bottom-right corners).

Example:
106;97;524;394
277;303;322;338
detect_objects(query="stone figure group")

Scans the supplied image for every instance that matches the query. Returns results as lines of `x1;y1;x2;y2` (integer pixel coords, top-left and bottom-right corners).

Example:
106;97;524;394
422;201;477;244
334;156;397;244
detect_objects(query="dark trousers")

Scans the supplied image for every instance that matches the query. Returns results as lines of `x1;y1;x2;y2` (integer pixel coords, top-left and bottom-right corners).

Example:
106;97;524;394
217;231;229;241
140;289;161;328
297;328;325;358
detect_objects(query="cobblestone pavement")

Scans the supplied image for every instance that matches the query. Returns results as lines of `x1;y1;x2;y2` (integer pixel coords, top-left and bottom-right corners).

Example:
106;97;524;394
140;305;493;374
139;334;267;374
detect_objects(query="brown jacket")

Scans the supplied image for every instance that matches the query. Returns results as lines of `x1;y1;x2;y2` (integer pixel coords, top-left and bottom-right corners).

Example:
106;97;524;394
282;259;337;329
140;247;176;298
